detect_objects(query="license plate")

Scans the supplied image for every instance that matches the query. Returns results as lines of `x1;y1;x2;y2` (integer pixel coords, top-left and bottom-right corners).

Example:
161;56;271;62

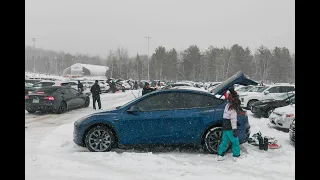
33;99;39;103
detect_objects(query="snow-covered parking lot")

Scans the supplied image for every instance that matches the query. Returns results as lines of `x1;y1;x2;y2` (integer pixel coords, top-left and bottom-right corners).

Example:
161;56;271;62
26;90;294;180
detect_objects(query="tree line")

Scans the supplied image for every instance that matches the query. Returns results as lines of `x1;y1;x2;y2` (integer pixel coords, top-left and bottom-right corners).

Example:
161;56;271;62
25;44;295;83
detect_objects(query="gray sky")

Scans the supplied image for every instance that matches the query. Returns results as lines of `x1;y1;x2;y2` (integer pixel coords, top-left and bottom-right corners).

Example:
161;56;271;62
25;0;295;58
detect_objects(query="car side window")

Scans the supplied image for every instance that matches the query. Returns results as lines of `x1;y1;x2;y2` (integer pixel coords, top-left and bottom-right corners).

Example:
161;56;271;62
181;93;223;109
134;93;182;111
268;86;280;93
69;88;79;94
280;86;295;93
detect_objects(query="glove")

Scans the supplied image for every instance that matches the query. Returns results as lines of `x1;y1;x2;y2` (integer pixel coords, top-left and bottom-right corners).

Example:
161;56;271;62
232;129;238;137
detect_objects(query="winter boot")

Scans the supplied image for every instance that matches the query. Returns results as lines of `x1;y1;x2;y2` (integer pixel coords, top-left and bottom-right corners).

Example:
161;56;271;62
217;155;226;161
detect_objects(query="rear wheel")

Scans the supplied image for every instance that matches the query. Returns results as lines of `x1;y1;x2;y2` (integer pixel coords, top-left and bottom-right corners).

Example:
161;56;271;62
204;127;223;154
85;126;115;152
56;101;67;114
264;107;274;118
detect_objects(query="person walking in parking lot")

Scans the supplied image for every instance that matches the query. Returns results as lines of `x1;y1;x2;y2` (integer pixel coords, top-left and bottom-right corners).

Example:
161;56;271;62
90;80;101;110
142;82;156;96
78;80;84;93
217;95;242;161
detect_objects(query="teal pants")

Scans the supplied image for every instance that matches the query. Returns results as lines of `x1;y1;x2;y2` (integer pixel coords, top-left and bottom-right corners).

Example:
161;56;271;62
218;130;240;157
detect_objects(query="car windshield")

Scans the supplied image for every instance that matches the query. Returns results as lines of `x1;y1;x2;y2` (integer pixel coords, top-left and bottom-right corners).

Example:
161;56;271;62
256;86;270;92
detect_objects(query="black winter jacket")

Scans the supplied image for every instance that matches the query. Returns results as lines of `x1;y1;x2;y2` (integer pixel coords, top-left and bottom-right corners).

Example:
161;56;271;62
90;83;101;96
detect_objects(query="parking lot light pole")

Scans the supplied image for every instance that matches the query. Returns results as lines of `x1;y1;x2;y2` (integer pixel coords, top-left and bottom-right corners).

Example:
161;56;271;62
145;36;151;81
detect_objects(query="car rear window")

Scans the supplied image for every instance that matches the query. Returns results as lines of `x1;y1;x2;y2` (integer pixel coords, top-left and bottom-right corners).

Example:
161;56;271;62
35;88;59;94
61;83;70;86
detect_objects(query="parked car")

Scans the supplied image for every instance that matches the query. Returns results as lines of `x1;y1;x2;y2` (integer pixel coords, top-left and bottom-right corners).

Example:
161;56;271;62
25;82;36;95
73;71;256;153
269;104;295;129
235;85;254;92
251;92;295;118
239;84;295;109
60;81;92;96
162;82;194;90
118;80;131;90
289;119;295;143
32;80;63;89
25;86;90;114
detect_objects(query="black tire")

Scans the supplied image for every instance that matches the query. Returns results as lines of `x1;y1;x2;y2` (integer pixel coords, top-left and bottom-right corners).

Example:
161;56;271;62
83;97;90;108
85;125;115;152
247;100;258;110
27;110;36;113
56;101;67;114
204;127;224;154
264;107;274;118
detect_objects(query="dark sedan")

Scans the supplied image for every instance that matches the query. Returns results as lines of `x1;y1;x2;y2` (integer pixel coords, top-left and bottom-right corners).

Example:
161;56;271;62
251;92;295;118
25;86;90;114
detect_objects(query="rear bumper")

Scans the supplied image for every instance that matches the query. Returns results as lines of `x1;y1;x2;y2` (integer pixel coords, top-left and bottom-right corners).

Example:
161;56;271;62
25;102;58;111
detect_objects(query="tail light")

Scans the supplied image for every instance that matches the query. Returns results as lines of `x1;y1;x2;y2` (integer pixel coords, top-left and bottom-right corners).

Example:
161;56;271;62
25;96;29;100
28;91;32;94
44;96;55;100
286;114;294;117
60;83;62;86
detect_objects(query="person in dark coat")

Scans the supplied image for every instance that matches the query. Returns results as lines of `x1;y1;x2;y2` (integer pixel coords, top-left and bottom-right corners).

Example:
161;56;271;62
90;80;101;110
142;82;156;96
134;81;138;90
77;80;84;93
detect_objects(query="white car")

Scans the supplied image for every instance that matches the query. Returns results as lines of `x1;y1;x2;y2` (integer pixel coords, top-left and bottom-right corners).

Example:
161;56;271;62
32;80;64;89
119;81;131;90
269;104;295;129
239;84;295;109
60;81;91;95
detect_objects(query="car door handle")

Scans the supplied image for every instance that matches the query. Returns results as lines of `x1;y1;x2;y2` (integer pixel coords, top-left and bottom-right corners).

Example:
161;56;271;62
159;114;169;118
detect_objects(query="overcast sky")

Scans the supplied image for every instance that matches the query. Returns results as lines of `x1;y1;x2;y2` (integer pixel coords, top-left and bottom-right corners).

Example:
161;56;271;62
25;0;295;57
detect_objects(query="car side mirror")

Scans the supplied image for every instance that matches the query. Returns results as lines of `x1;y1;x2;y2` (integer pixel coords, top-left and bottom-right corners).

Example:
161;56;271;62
127;105;139;114
264;91;269;95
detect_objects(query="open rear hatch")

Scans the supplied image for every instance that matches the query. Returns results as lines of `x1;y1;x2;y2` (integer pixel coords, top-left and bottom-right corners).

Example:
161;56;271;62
211;71;258;96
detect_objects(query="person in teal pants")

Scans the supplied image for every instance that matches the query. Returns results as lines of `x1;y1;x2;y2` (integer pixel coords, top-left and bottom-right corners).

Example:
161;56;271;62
217;95;242;161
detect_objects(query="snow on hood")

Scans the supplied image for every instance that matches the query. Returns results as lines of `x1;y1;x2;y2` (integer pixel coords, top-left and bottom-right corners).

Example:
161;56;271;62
274;104;295;114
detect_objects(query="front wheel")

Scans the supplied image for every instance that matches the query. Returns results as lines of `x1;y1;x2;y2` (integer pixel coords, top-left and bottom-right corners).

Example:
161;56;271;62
264;107;274;118
204;127;223;154
247;100;258;110
85;126;115;152
83;97;90;108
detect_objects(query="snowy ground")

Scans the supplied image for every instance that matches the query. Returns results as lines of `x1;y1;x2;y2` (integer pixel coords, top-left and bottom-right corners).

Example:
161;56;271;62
26;90;295;180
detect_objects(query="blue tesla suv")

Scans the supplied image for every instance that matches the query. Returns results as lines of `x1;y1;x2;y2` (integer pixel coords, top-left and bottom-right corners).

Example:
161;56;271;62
73;71;257;153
